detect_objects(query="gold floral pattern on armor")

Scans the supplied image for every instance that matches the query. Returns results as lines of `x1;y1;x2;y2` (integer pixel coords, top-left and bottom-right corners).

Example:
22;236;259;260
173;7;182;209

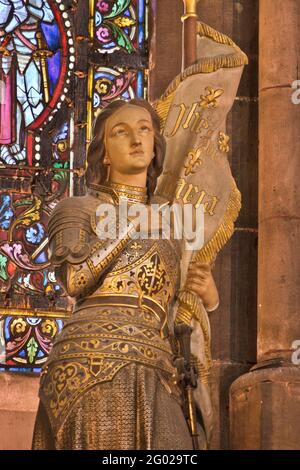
67;266;94;297
75;272;88;288
41;358;128;428
107;276;127;294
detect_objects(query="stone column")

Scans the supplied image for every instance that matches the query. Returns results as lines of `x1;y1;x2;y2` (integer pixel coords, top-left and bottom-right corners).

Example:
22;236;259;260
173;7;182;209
230;0;300;450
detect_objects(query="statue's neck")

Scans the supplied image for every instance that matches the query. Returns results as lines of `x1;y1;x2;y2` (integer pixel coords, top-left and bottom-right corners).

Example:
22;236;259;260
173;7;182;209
108;180;148;204
88;181;148;204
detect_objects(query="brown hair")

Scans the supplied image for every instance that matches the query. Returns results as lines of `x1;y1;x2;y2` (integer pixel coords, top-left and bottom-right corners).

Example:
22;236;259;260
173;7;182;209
85;99;166;197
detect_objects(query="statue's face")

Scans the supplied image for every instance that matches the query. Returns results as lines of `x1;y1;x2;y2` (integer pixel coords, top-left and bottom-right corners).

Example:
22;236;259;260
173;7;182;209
104;104;154;176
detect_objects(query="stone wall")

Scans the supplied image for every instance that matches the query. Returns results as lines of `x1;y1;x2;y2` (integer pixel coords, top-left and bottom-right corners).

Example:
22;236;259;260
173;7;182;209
0;373;39;450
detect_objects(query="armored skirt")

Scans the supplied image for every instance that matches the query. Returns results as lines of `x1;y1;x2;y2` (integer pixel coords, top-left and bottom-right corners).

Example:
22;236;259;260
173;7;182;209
32;183;193;450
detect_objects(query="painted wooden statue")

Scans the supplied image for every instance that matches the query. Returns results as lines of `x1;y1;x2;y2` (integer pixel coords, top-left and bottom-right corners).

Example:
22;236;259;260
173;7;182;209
32;1;247;450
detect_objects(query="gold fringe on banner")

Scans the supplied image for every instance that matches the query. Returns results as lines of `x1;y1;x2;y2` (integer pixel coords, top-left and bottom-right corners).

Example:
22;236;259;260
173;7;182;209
195;181;241;264
155;23;245;353
161;51;248;100
198;21;243;48
153;21;248;127
162;21;248;97
153;91;176;131
175;182;241;369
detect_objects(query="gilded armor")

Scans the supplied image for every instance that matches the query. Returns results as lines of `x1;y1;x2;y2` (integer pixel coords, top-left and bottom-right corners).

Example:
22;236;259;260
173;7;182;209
32;182;193;450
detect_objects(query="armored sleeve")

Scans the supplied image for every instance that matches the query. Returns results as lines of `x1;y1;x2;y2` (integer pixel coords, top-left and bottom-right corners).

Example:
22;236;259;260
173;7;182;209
48;197;136;298
4;0;28;33
27;0;55;23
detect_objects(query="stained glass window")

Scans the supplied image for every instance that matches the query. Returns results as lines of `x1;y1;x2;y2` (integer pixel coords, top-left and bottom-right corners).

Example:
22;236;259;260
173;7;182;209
87;0;149;140
0;0;149;372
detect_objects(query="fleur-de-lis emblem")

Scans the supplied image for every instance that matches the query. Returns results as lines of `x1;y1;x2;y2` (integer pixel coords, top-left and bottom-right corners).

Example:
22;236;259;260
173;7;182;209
200;87;224;108
130;241;142;257
184;147;203;176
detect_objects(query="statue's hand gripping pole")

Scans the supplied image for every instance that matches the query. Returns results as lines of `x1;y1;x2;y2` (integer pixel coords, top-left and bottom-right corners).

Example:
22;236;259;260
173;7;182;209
174;322;200;450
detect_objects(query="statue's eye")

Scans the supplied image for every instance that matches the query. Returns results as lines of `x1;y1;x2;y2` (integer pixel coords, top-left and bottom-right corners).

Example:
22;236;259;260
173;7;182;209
140;126;151;133
113;128;127;136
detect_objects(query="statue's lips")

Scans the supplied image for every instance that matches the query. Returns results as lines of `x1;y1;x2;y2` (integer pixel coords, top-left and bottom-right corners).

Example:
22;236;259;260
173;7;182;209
130;150;144;156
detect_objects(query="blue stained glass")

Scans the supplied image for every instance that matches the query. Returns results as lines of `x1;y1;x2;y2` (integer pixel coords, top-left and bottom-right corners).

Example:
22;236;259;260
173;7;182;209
35;252;48;264
138;30;144;47
4;319;10;338
25;223;45;245
26;318;41;326
47;51;61;96
41;23;61;51
43;271;48;287
0;194;14;230
19;350;26;357
138;0;145;47
93;93;101;108
95;2;139;54
137;70;143;97
102;41;116;50
54;122;69;142
95;11;103;27
139;0;145;21
37;350;44;358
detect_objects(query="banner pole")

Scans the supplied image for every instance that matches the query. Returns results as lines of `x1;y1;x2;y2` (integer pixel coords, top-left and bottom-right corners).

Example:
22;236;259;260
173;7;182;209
182;0;199;71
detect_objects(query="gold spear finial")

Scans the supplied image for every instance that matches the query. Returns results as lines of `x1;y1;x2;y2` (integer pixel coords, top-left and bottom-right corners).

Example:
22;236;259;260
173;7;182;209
182;0;198;20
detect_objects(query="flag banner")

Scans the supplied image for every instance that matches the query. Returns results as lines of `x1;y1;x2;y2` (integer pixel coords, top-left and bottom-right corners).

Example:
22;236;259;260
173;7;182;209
155;21;248;264
154;21;248;445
